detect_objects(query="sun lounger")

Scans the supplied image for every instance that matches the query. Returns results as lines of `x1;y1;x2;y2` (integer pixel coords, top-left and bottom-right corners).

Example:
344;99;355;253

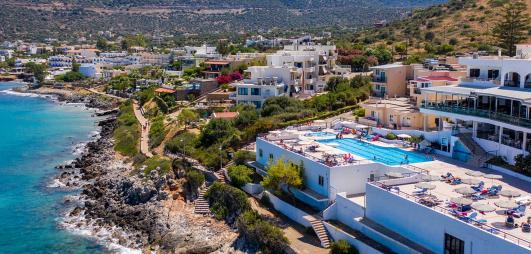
508;205;527;218
515;196;531;205
413;188;428;195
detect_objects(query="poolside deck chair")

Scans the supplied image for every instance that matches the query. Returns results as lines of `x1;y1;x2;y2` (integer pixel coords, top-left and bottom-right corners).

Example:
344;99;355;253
471;181;484;192
508;205;527;218
506;216;516;228
413;188;428;195
522;223;530;232
515;196;531;205
460;212;478;222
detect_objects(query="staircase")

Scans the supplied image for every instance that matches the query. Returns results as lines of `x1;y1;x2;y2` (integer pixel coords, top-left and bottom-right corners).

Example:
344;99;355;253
455;133;491;167
308;218;331;248
214;170;227;184
194;189;210;214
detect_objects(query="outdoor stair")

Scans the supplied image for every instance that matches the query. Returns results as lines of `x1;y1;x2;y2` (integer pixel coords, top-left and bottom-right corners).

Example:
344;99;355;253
308;218;331;248
214;170;227;184
194;189;210;214
455;133;492;167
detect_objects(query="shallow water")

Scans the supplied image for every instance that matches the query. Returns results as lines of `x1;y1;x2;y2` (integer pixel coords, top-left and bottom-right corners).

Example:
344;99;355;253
0;82;106;253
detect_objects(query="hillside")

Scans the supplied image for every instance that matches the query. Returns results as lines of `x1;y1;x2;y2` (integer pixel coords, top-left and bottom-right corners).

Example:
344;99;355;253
0;0;446;42
351;0;531;54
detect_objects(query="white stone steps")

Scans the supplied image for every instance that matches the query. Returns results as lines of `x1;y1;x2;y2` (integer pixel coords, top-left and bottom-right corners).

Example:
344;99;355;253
309;218;331;248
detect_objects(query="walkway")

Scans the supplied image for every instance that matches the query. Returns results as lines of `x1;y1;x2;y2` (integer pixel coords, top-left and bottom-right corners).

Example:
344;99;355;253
132;100;153;157
85;88;126;101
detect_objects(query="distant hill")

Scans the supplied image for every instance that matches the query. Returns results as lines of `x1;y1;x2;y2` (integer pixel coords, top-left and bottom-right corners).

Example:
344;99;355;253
353;0;531;54
0;0;446;42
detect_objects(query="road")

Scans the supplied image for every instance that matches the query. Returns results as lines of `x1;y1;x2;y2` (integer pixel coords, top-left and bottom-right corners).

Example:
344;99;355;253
132;100;153;157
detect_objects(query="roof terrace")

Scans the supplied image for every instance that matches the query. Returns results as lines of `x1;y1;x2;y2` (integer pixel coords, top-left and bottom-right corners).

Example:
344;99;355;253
371;159;531;249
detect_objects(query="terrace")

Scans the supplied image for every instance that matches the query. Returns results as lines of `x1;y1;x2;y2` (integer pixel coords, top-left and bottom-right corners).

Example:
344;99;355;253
371;159;531;249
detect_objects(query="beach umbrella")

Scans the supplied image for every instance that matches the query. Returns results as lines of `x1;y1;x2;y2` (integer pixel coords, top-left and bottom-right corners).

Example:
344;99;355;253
499;190;521;198
484;174;503;185
465;171;485;177
471;203;496;213
495;200;518;209
455;187;476;195
397;134;411;139
385;172;404;178
298;140;313;145
421;174;441;182
415;182;436;190
450;197;473;206
461;178;481;185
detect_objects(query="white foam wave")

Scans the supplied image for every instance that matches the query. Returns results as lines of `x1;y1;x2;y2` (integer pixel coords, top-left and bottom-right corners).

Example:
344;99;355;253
72;142;88;156
47;178;67;188
60;207;142;254
0;89;55;99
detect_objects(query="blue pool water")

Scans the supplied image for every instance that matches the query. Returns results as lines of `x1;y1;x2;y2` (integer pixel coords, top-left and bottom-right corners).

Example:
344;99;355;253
305;131;337;137
318;138;432;165
0;82;105;253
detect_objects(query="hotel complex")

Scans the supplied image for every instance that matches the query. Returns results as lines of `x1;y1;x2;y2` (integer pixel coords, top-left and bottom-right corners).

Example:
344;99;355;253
251;45;531;254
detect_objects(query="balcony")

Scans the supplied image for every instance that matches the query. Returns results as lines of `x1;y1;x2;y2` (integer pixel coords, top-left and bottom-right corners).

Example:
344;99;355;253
373;76;387;83
421;103;531;129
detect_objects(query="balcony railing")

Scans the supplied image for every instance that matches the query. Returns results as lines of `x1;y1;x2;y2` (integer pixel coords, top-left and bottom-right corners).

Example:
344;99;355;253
421;103;531;128
373;76;387;83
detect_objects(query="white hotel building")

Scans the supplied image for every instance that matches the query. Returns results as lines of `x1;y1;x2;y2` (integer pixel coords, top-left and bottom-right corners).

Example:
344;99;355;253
232;66;290;108
251;46;531;254
420;44;531;164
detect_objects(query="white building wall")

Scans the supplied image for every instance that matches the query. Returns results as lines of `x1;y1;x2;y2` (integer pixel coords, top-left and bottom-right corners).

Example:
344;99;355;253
365;184;530;254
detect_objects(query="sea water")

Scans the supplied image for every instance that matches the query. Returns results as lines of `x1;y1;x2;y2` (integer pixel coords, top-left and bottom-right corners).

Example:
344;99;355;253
0;82;106;253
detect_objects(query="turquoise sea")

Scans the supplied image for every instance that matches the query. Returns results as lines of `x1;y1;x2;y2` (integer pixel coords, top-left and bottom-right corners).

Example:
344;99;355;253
0;82;105;253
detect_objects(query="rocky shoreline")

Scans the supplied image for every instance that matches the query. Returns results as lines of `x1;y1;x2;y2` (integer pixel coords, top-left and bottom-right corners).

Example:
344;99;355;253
52;101;239;253
13;86;118;110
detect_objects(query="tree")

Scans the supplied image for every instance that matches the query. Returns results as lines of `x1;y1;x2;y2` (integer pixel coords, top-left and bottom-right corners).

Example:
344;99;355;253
394;42;408;59
424;31;435;41
72;59;80;73
185;169;205;194
96;37;109;51
261;158;303;196
330;240;359;254
177;108;199;130
227;165;253;187
109;75;133;91
514;154;531;176
492;1;529;56
25;62;47;84
199;118;237;146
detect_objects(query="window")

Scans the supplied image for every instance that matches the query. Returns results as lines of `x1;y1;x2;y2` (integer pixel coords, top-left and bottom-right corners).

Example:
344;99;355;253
269;153;273;160
238;87;248;95
251;88;261;96
259;149;263;157
444;233;464;254
253;101;262;108
469;69;480;78
318;175;324;186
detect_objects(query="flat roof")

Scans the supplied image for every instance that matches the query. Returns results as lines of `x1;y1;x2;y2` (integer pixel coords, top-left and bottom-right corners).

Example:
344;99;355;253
421;85;485;96
478;87;531;101
370;63;405;69
422;85;531;102
417;76;458;82
378;159;531;245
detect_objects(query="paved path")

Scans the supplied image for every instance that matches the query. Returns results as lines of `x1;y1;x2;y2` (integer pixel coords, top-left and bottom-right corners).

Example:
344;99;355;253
132;100;153;157
86;88;126;101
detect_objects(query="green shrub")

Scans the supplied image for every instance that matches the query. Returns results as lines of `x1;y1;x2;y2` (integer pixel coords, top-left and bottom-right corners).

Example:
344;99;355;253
185;169;205;192
385;133;397;140
236;211;290;254
330;240;359;254
113;100;140;157
136;156;172;175
228;165;253;187
353;108;365;117
205;182;250;223
234;150;256;165
148;115;166;148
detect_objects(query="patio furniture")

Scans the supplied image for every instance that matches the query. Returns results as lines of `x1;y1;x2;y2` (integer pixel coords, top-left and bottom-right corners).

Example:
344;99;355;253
413;188;428;195
515;196;531;205
450;178;463;185
441;172;453;180
495;200;518;209
415;182;436;190
522;223;530;233
421;174;441;182
499;189;521;198
450;197;474;206
455;187;476;195
465;171;485;177
460;212;478;222
507;205;527;218
506;216;516;228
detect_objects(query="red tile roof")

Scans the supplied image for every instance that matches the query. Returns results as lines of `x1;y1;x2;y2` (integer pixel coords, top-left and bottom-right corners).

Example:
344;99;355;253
155;88;176;94
212;112;239;119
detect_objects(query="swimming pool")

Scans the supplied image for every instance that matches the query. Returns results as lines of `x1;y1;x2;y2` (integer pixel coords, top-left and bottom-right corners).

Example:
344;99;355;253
318;138;432;165
305;131;337;137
